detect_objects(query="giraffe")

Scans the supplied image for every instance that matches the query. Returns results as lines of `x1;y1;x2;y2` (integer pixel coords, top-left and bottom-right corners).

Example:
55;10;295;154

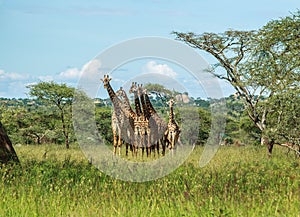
129;82;149;156
143;88;168;156
137;84;152;157
115;87;136;156
100;75;124;155
166;99;181;152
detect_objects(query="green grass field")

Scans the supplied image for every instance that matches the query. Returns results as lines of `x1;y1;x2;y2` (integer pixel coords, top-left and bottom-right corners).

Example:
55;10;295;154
1;144;299;217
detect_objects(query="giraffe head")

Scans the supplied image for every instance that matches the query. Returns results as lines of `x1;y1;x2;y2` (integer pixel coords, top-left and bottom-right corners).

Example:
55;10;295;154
116;87;125;98
168;98;174;107
100;74;112;89
137;84;144;97
142;88;147;94
129;82;138;94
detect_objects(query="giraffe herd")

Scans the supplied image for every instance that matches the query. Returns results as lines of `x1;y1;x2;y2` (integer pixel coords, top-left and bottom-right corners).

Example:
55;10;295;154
101;74;181;157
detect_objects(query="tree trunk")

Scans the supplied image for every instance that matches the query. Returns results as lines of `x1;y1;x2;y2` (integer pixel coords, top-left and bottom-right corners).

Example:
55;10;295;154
60;110;69;149
0;121;19;164
65;134;69;149
261;136;274;157
267;139;275;157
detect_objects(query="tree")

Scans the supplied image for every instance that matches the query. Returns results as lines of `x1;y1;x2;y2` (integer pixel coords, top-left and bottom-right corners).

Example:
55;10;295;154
241;11;300;154
28;82;75;149
143;83;173;96
172;30;259;121
0;121;19;164
173;11;300;155
143;83;173;105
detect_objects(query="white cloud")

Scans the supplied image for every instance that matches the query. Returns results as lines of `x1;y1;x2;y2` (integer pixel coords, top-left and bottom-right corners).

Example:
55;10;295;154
38;75;54;82
81;59;101;75
0;59;101;98
0;69;30;81
0;69;34;98
142;61;177;78
58;68;81;80
44;59;101;84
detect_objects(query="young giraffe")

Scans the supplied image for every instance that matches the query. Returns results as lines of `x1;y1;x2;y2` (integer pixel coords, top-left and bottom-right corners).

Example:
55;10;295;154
166;99;181;152
143;88;168;156
115;87;136;156
129;82;149;156
100;75;124;155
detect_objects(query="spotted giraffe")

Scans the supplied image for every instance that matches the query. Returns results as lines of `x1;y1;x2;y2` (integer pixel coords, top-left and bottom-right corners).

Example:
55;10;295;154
115;87;136;156
129;82;149;156
137;84;152;157
143;88;168;156
166;99;181;151
100;75;124;155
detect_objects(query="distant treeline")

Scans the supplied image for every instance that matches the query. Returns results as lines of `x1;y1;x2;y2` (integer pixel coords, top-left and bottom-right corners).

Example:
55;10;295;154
0;94;260;146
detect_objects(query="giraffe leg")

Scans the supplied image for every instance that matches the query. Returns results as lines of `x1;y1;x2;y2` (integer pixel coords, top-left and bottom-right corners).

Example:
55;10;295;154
113;131;117;155
134;127;139;157
142;128;147;158
118;140;122;156
118;130;122;156
129;134;135;157
125;143;129;156
142;131;146;158
151;144;154;157
160;138;166;156
153;128;159;157
147;129;151;157
141;133;145;158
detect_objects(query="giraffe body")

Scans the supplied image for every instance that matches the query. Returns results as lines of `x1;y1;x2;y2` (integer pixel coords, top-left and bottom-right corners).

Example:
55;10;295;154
166;99;181;151
115;87;136;156
129;82;149;156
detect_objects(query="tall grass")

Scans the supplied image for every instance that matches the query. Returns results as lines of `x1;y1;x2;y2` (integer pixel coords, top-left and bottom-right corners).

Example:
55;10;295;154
0;144;299;216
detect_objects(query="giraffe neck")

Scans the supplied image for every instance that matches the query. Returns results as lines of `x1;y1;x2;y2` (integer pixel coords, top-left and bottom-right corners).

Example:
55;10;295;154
134;92;142;116
120;90;136;118
144;93;156;115
169;103;175;124
106;82;121;108
140;92;150;119
122;91;131;110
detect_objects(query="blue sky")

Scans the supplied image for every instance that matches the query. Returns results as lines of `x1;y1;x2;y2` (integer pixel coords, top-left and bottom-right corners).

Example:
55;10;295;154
0;0;299;98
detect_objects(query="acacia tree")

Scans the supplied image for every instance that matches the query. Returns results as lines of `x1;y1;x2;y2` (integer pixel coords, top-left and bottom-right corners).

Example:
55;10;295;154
241;11;300;154
172;30;267;144
173;11;300;155
28;82;75;149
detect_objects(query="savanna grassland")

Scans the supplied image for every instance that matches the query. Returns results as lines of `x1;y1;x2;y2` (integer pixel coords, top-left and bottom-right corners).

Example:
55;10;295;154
1;144;299;217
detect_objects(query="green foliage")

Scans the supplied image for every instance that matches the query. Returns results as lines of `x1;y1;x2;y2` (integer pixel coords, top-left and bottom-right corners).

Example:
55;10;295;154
238;115;261;145
174;10;300;153
0;103;68;145
27;82;75;148
194;97;210;108
95;107;113;145
244;11;300;92
265;88;300;144
0;145;299;216
28;82;74;107
197;107;211;144
143;83;173;97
